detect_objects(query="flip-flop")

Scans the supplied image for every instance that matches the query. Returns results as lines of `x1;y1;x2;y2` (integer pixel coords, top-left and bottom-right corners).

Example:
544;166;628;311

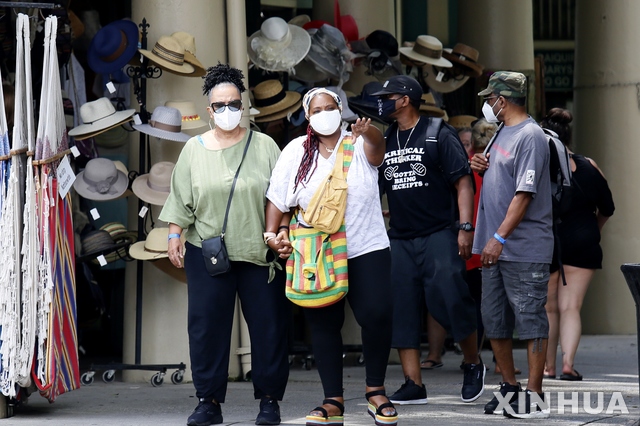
420;360;443;370
543;374;556;379
559;370;583;381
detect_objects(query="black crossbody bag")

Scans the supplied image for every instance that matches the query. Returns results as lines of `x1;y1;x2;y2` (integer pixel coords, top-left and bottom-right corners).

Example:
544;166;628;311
201;131;252;276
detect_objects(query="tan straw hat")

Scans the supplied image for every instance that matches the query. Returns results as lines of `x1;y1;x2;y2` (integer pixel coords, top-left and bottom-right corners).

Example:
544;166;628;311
170;32;206;77
132;161;175;206
129;227;172;260
252;79;301;117
423;54;470;94
447;115;477;130
419;92;448;119
164;100;207;131
442;43;484;77
399;35;452;68
139;36;195;75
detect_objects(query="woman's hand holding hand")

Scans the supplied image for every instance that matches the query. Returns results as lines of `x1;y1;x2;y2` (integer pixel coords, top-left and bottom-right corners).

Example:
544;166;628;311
168;238;185;268
268;230;293;259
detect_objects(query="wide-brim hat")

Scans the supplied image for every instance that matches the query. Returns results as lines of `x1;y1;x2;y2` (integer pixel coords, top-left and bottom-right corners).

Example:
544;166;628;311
291;57;330;84
69;97;135;139
93;125;129;148
73;157;129;201
306;25;353;83
419;92;447;119
78;229;130;262
252;79;301;118
87;19;139;74
399;35;452;68
133;106;190;142
442;43;484;77
288;14;311;27
170;31;206;77
129;227;176;260
254;101;301;124
447;115;477;130
97;222;137;263
132;161;175;206
139;35;195;76
423;61;470;94
164;100;207;131
248;17;311;72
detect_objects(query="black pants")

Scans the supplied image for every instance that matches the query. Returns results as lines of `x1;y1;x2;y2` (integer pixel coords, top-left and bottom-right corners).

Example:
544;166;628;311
184;242;290;402
303;248;392;398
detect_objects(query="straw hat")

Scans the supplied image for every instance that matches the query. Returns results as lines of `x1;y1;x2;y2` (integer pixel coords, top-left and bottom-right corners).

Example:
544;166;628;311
164;100;207;131
419;92;448;119
170;32;206;77
288;14;311;27
132;161;175;206
423;55;470;94
73;157;129;201
87;19;139;74
93;125;129;148
79;230;128;261
139;36;195;75
68;97;135;139
399;35;452;68
129;227;173;260
442;43;484;77
133;106;190;142
252;79;301;118
97;222;137;263
248;17;311;72
447;115;477;130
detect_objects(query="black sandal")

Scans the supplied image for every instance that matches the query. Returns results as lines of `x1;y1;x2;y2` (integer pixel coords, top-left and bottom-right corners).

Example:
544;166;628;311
365;390;398;426
305;398;344;425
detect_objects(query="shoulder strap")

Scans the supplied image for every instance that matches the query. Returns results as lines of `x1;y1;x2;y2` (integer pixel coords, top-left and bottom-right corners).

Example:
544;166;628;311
426;117;443;140
332;136;355;178
221;131;253;237
482;122;504;156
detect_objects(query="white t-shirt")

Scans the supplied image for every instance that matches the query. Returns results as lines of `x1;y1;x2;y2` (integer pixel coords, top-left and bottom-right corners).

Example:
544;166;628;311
267;130;389;259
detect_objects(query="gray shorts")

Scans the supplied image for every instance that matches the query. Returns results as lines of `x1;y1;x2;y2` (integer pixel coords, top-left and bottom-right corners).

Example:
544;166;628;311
481;261;549;340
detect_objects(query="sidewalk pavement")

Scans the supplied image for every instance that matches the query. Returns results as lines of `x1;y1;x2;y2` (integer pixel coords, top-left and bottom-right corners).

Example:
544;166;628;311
2;335;639;425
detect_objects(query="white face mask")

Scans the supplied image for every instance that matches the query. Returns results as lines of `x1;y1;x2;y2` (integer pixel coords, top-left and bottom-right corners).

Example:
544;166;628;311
482;98;503;123
214;108;243;131
309;110;342;136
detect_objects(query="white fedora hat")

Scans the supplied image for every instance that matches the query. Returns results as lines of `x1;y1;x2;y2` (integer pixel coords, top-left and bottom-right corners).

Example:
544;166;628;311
399;35;452;68
133;106;190;142
132;161;175;206
73;157;129;201
248;17;311;72
68;97;135;139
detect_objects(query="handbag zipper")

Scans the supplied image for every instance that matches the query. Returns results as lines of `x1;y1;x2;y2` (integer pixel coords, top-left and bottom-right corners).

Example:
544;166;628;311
307;176;331;219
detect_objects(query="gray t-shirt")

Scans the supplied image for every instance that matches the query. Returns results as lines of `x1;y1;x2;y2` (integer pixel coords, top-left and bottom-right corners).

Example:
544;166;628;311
472;117;554;263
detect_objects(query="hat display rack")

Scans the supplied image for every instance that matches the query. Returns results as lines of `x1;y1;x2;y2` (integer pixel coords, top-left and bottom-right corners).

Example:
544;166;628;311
79;18;186;388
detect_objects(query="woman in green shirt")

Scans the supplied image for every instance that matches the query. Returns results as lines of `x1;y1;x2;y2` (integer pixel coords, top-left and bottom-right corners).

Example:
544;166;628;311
159;64;290;426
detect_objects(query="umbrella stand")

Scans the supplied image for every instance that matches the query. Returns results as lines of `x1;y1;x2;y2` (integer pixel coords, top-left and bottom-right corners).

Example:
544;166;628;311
79;18;187;388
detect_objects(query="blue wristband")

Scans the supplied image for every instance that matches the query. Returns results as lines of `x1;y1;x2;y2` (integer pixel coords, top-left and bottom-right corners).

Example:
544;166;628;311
168;233;181;241
493;232;506;245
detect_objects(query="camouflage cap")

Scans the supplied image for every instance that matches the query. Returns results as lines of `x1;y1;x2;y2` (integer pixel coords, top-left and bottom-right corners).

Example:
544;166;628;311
477;71;527;98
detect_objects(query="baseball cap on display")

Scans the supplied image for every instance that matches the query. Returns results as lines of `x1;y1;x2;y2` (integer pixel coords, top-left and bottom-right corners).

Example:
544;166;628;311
478;71;527;98
371;75;423;102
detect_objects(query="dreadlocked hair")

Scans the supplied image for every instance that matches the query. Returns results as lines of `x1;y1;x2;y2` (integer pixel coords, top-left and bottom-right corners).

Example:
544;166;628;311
202;63;246;96
293;124;321;192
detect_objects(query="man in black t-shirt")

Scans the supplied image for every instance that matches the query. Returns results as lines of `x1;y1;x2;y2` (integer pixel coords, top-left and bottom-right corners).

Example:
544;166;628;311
372;75;485;404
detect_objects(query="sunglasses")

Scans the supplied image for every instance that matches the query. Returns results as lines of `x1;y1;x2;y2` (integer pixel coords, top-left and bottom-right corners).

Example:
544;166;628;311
210;100;242;113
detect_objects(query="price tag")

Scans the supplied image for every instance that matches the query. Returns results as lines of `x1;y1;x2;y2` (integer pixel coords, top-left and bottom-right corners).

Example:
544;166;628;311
138;205;149;218
436;71;445;82
56;155;76;199
70;145;80;157
106;81;116;94
133;114;142;125
90;208;100;220
97;255;107;266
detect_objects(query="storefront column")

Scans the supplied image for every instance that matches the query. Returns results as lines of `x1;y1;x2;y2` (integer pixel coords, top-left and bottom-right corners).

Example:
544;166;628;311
123;0;231;383
574;1;637;333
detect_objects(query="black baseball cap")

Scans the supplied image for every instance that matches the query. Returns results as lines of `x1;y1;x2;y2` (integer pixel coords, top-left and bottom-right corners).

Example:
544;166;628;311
371;75;423;101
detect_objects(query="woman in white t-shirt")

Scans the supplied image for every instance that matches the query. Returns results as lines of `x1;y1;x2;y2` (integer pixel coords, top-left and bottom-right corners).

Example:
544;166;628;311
266;88;397;426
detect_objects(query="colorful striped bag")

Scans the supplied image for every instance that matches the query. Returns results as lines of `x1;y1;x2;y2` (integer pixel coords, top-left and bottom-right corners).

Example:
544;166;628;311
285;139;354;308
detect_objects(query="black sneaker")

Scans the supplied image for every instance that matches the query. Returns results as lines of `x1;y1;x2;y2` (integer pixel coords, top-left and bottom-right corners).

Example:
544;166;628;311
255;398;281;425
388;376;428;405
484;382;521;414
461;360;486;402
187;398;223;426
504;389;550;419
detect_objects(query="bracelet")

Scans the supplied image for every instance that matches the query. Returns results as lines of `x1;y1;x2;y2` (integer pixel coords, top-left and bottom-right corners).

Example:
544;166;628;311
278;225;289;233
168;233;181;241
263;232;277;245
493;232;506;245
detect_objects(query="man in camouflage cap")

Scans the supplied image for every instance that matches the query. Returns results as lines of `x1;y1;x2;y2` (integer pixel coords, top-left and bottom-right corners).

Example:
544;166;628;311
470;71;554;419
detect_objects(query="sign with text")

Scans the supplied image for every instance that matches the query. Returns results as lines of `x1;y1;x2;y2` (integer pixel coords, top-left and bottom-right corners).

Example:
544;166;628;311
56;155;76;199
537;50;574;92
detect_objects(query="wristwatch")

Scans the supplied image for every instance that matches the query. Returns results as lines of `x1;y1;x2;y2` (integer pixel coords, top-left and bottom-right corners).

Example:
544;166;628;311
458;222;475;232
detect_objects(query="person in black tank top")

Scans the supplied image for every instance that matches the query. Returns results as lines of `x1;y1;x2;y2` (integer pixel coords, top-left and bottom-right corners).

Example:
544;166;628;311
541;109;615;381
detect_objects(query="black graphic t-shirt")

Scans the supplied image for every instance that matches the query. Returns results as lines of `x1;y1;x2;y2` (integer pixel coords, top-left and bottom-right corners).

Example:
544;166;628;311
380;116;471;239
